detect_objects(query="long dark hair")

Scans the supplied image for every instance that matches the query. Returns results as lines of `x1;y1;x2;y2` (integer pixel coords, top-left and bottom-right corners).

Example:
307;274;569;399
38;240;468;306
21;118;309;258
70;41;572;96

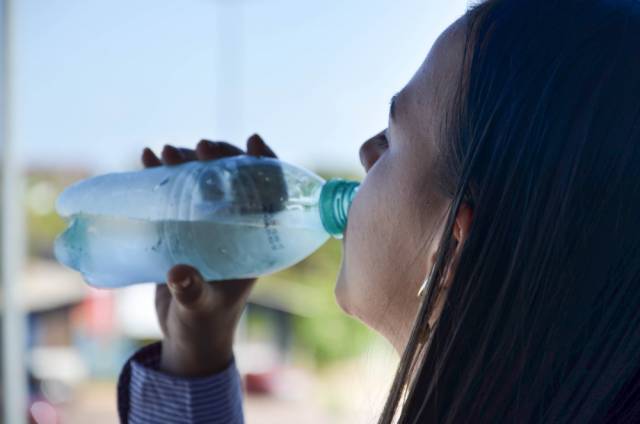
380;0;640;422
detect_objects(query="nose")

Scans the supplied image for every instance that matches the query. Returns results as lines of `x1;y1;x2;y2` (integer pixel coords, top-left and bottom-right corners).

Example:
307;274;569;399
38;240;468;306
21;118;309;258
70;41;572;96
359;130;389;173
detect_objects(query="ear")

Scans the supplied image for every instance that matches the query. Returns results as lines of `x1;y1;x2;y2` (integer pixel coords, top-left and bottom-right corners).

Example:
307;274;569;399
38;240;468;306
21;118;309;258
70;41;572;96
431;203;473;290
453;202;473;247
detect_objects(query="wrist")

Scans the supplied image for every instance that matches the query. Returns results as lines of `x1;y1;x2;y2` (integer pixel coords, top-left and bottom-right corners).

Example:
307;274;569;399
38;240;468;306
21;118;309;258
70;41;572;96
160;339;234;378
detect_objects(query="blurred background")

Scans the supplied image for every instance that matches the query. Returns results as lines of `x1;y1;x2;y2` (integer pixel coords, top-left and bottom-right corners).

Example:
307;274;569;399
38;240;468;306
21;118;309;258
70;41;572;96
1;0;467;422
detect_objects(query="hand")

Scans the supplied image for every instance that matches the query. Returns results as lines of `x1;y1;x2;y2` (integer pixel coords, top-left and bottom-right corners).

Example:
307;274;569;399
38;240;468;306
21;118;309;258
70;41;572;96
141;134;277;377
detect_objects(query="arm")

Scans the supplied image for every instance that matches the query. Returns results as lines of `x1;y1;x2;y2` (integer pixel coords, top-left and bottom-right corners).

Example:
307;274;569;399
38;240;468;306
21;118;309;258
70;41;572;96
117;342;243;424
117;135;277;423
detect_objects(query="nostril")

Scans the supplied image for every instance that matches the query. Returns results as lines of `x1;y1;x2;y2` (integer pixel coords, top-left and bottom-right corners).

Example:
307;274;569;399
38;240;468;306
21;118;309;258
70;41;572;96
359;144;371;172
359;130;388;173
359;149;369;171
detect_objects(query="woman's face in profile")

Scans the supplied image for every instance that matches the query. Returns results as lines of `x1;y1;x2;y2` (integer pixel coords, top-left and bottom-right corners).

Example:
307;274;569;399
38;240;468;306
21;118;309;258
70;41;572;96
335;17;467;351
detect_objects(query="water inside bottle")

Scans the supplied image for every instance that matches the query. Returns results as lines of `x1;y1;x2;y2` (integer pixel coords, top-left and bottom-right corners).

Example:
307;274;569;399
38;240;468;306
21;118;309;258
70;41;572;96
55;211;329;288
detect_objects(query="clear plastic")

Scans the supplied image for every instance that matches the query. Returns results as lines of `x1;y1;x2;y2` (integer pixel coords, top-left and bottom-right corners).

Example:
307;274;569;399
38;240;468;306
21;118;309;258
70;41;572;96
54;155;359;288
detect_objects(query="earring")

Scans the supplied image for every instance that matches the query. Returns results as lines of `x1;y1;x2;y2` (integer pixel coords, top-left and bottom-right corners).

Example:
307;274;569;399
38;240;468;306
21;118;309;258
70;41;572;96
417;264;436;298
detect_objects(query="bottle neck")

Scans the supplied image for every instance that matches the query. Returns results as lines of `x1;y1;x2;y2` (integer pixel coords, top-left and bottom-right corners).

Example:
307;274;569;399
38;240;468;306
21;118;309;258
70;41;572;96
319;179;360;239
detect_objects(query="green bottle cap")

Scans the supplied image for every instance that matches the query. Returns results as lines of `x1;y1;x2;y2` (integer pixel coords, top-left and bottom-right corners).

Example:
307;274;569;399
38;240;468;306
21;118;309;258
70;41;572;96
319;179;360;239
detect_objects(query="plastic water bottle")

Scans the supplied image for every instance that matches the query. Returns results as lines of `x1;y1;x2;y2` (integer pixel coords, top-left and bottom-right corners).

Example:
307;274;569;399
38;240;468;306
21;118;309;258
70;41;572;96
54;155;359;288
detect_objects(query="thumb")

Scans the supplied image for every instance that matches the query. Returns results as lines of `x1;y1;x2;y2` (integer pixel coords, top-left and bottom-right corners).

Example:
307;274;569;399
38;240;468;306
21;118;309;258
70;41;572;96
166;264;211;310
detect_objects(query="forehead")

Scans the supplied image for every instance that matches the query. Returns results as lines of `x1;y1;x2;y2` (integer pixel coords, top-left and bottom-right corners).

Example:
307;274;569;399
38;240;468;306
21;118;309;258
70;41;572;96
398;16;468;145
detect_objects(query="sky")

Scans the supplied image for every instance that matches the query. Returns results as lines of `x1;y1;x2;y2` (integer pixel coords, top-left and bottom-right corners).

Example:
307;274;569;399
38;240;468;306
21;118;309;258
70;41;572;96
12;0;468;175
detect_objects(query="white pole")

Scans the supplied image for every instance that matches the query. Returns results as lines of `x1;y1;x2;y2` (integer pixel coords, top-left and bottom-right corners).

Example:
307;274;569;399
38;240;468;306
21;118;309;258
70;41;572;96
0;0;28;422
215;0;244;140
215;0;248;351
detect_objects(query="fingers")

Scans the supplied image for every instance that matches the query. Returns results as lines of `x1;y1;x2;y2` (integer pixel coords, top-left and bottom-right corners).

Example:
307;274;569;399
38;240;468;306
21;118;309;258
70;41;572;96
216;141;245;156
162;145;196;166
196;140;221;161
155;284;171;335
143;134;276;169
142;148;162;168
142;145;197;168
247;134;277;158
166;264;211;311
196;139;247;161
177;148;197;161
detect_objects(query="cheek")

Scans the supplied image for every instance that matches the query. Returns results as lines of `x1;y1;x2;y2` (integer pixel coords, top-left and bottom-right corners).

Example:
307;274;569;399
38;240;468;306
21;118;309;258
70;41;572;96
335;156;423;324
335;186;388;320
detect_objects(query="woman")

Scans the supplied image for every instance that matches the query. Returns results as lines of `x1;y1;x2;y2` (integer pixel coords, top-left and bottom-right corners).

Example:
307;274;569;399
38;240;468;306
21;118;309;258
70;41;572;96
117;0;640;422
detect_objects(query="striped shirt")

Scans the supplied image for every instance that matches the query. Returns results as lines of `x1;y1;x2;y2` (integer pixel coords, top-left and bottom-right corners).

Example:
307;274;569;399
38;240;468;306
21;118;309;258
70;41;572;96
117;342;244;423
